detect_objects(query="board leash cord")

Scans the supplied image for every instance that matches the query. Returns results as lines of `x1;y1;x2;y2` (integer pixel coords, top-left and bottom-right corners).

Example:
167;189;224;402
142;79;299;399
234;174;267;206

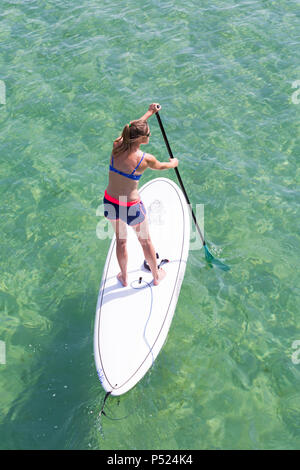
131;277;155;367
99;391;131;421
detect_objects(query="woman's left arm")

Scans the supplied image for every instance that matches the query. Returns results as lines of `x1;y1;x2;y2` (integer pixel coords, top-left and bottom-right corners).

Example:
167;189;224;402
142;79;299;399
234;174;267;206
136;103;161;122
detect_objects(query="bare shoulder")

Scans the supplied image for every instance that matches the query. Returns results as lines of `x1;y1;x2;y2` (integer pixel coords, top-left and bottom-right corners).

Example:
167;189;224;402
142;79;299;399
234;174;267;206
144;152;162;170
144;152;156;164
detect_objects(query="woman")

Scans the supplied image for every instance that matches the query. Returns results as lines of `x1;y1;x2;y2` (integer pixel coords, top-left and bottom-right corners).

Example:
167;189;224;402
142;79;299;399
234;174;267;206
103;103;179;286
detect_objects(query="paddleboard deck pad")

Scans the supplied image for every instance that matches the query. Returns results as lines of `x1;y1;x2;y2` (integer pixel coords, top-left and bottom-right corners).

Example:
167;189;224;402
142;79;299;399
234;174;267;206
94;177;190;396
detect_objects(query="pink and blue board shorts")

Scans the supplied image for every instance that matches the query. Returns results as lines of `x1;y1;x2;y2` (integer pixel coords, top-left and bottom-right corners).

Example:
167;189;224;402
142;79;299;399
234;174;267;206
103;190;146;227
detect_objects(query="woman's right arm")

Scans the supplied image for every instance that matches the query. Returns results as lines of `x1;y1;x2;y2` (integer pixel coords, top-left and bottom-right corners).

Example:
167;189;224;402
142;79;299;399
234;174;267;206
145;153;179;170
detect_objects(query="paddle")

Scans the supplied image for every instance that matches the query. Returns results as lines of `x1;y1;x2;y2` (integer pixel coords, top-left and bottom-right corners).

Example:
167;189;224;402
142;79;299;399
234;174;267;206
155;109;230;271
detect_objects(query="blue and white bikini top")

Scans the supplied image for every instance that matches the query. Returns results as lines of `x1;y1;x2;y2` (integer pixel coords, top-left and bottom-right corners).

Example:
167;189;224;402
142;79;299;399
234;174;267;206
109;152;145;181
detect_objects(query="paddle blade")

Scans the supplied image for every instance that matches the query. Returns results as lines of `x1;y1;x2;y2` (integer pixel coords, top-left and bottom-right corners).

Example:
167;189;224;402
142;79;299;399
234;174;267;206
204;245;230;271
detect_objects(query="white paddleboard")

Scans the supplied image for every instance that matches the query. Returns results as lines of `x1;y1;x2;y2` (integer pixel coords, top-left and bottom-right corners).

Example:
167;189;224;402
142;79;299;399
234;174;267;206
94;177;190;396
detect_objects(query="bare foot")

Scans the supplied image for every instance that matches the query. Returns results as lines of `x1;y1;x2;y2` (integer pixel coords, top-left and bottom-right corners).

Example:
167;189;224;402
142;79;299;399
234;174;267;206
117;272;128;287
153;268;166;286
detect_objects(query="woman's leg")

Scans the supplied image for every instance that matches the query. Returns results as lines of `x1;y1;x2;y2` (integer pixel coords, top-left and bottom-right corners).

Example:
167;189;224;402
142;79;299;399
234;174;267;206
109;219;128;286
131;217;166;286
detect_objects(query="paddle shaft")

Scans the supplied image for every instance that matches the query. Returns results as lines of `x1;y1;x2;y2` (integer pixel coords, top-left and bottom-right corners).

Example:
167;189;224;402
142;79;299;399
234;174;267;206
155;112;206;246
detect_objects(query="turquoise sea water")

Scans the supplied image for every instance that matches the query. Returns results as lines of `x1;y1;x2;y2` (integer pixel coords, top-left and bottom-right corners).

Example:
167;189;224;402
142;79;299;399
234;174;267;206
1;0;300;450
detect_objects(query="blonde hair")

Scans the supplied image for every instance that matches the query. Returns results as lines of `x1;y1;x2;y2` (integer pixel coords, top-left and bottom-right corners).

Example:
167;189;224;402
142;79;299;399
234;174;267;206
113;119;149;156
